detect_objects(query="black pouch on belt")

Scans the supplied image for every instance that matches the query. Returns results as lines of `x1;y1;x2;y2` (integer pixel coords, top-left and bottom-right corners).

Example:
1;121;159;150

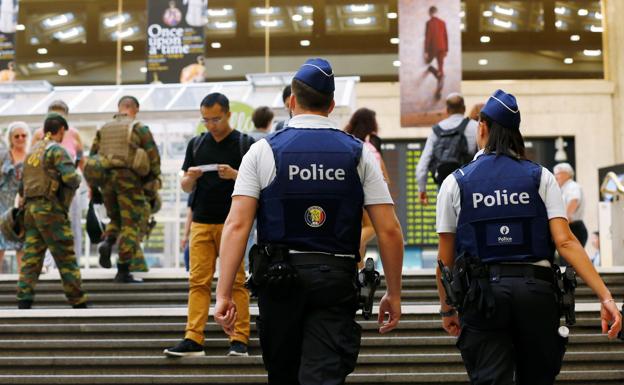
263;244;300;299
245;244;268;297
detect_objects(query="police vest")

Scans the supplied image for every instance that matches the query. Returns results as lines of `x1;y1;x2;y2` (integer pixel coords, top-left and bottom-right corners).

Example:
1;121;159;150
453;153;554;264
257;128;364;256
23;139;60;200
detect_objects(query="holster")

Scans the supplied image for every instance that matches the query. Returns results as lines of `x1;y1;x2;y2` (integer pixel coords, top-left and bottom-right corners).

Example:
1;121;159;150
357;257;381;320
447;254;495;319
439;258;468;312
246;244;299;298
555;265;577;326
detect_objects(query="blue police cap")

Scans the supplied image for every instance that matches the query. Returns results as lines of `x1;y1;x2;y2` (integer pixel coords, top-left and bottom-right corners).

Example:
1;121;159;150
294;58;335;94
481;89;521;130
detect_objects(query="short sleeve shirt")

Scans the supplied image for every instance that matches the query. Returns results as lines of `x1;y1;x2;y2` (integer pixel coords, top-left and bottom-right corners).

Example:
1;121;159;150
182;129;246;224
233;114;393;206
560;179;584;222
436;150;567;233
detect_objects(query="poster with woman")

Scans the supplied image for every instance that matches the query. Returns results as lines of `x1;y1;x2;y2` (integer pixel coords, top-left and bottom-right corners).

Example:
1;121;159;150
399;0;461;127
147;0;207;83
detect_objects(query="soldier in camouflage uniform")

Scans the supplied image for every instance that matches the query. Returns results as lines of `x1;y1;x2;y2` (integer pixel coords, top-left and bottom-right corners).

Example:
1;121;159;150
88;96;161;282
17;113;87;309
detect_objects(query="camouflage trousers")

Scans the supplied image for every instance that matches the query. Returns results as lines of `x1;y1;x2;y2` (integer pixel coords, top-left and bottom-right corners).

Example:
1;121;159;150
17;199;87;305
101;170;147;271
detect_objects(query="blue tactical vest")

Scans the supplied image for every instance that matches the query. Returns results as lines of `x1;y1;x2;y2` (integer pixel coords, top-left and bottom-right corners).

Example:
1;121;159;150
453;153;554;264
257;127;364;256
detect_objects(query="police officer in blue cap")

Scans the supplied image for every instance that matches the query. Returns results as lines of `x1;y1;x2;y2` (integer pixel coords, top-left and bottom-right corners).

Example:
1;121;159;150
213;58;404;384
435;89;622;384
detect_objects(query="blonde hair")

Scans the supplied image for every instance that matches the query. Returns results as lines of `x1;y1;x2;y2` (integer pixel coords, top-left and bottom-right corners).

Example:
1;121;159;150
6;121;31;151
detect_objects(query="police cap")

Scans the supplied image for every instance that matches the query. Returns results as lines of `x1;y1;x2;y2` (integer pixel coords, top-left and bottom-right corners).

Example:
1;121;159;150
481;89;521;131
294;58;335;94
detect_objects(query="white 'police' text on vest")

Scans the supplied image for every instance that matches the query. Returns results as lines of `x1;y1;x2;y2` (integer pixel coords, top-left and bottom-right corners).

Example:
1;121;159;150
288;164;346;181
472;190;530;208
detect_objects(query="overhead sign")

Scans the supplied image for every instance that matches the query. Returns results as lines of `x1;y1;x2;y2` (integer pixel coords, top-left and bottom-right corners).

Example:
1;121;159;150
0;0;17;83
146;0;207;84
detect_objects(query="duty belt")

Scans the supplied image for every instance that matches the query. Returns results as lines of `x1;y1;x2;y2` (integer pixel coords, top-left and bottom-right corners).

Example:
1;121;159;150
288;252;357;271
488;264;554;284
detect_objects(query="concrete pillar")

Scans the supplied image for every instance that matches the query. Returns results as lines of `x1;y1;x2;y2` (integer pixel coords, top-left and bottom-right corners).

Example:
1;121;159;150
603;0;624;162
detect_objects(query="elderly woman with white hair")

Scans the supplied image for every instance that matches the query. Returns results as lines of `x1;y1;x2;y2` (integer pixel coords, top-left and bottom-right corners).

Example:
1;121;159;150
0;121;30;273
553;162;588;248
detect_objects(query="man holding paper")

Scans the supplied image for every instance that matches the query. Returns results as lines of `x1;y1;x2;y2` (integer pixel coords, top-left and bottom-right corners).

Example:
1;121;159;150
164;93;254;358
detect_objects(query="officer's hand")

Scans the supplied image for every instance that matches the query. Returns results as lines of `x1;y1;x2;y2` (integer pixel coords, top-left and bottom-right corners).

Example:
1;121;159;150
442;314;461;337
180;236;188;251
187;167;203;180
217;164;238;180
600;300;622;339
214;297;237;336
378;293;401;334
419;192;429;206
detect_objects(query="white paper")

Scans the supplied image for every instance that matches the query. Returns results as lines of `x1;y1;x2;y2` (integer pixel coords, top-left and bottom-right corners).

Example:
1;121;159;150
197;164;219;172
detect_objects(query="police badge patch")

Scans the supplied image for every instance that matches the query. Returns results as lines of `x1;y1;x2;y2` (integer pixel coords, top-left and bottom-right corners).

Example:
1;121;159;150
304;206;326;228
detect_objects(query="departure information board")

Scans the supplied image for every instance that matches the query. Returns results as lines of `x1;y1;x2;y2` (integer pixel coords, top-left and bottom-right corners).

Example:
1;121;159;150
381;140;438;247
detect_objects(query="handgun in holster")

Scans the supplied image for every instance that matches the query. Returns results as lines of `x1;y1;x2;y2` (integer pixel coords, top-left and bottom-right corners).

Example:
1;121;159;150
555;265;577;326
438;258;469;313
245;244;298;298
357;257;381;320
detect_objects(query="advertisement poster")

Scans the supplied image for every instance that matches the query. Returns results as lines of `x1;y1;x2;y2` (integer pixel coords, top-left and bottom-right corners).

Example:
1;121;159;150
399;0;461;127
0;0;17;83
146;0;207;84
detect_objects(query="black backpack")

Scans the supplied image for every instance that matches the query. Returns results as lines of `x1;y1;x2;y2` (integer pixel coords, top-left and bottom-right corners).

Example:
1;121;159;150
428;118;471;185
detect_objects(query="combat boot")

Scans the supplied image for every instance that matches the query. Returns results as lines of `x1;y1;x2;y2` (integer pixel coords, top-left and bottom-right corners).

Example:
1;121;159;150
98;236;116;268
17;299;32;309
114;263;143;283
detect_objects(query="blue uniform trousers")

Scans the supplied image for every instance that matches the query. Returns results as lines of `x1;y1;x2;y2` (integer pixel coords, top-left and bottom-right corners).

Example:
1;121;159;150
457;272;567;385
256;254;361;385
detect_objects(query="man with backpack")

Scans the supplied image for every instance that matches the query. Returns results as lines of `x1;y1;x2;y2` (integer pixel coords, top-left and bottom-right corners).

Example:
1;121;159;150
164;93;254;358
416;93;477;205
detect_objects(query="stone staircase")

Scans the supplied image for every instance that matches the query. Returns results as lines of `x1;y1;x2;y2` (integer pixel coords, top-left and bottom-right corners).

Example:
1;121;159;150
0;269;622;384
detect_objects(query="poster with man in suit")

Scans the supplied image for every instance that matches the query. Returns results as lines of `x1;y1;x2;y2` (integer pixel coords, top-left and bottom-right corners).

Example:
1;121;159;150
399;0;461;127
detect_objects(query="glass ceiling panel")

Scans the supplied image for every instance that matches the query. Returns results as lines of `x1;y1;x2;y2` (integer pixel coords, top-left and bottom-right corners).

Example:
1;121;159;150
217;84;250;102
100;87;151;112
29;89;85;115
244;87;283;108
0;77;359;117
140;87;183;111
2;93;48;116
71;89;119;113
169;85;217;110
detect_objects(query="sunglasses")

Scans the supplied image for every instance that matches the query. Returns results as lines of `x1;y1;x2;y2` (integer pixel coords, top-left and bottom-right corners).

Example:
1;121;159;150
13;134;26;139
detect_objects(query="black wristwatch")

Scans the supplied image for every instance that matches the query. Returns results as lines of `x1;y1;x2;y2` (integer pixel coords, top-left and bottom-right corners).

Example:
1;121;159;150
439;308;457;317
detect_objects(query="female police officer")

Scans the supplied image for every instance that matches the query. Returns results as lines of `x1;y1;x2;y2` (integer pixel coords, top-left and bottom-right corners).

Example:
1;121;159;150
435;89;622;385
